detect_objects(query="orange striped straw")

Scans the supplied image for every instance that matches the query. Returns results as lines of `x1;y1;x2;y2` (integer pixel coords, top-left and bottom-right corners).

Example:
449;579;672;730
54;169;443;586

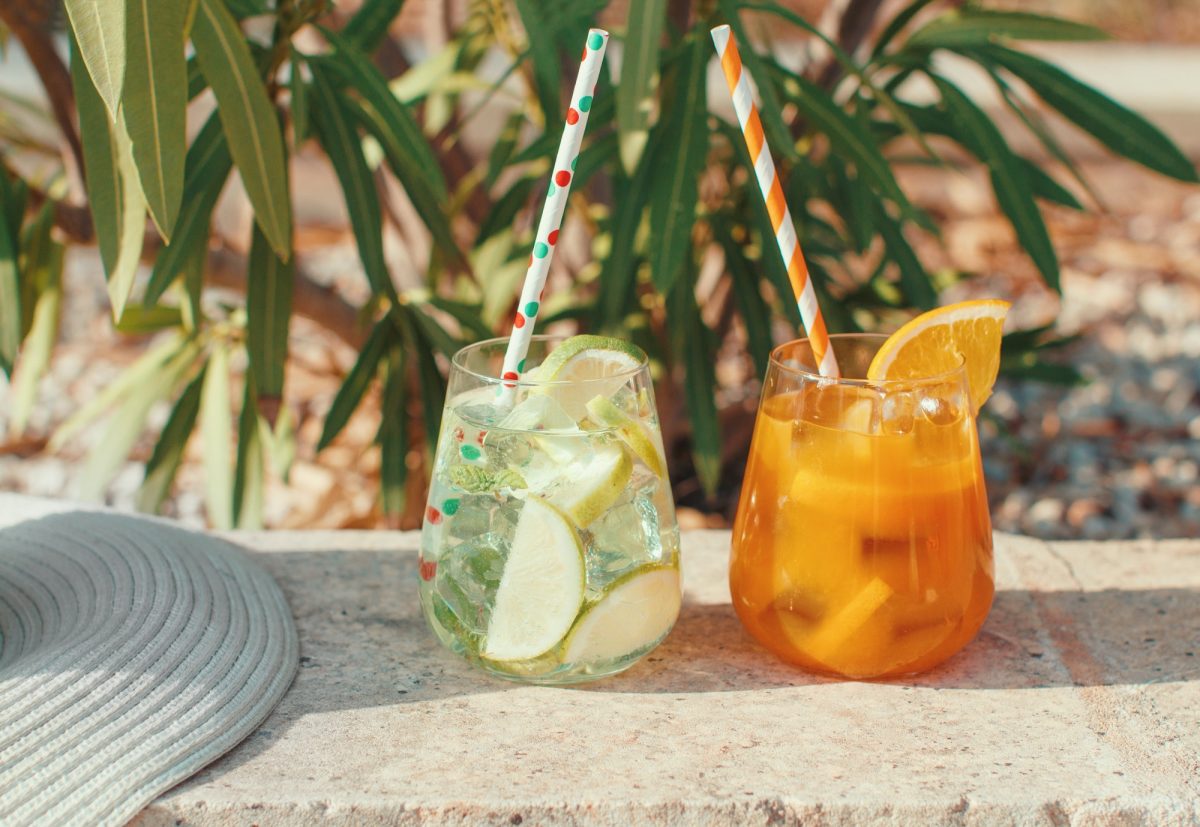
710;24;840;378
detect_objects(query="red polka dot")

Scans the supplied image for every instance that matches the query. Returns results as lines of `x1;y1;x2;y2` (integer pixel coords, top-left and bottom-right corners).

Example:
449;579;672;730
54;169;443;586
476;430;487;445
453;426;464;442
503;371;519;381
419;559;437;581
581;47;588;62
548;229;559;246
566;108;579;125
555;170;571;186
514;313;526;329
426;506;442;525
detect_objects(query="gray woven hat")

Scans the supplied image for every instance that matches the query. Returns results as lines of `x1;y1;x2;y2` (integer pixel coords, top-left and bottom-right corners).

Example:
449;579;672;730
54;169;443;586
0;495;298;826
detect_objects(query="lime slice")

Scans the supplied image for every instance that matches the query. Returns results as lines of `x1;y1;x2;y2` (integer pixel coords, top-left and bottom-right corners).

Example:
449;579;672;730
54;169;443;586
483;498;586;661
550;444;633;527
585;396;667;479
535;335;645;419
563;566;681;663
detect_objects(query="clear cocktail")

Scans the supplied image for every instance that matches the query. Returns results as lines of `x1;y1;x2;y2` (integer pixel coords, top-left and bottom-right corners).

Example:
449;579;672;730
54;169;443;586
419;335;681;683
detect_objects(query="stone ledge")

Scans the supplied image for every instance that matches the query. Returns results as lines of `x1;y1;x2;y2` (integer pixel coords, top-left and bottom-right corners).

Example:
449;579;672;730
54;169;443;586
133;531;1200;826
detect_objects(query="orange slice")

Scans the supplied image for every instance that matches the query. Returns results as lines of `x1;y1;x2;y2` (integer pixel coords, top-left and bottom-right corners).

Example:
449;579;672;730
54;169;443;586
867;300;1010;414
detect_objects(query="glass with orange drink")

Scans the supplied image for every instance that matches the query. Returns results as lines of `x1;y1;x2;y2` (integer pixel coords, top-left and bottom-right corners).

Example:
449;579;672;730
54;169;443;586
730;302;1008;679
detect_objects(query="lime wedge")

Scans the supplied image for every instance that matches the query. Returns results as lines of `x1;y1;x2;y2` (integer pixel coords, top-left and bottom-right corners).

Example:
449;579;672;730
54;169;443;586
483;498;586;661
563;566;681;663
550;444;633;527
585;396;667;479
535;335;645;419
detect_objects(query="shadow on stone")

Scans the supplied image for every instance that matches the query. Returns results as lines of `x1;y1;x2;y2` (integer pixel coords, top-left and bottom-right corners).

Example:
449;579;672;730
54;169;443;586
592;586;1200;693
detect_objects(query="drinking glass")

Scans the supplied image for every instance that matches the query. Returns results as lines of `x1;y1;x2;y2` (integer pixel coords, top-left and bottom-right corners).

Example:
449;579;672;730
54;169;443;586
418;336;681;684
730;334;994;679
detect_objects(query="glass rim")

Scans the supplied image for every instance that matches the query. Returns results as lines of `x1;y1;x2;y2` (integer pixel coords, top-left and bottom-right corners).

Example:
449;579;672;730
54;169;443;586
450;334;650;388
769;333;968;388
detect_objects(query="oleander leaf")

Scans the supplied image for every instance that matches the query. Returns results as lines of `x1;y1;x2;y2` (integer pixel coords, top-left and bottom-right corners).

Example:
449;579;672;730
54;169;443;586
290;50;310;146
977;44;1198;183
933;76;1060;292
246;218;294;405
201;341;234;529
192;0;294;257
669;261;717;494
513;0;561;122
616;0;666;172
0;177;18;376
316;33;459;263
70;38;121;274
137;362;206;514
145;113;231;304
647;34;707;294
309;62;395;301
343;0;405;54
63;0;126;119
123;0;187;240
377;342;409;518
408;319;445;455
233;381;266;529
874;204;938;310
79;335;201;500
318;319;391;451
906;9;1108;50
598;143;654;330
712;216;772;379
8;231;63;435
108;109;149;320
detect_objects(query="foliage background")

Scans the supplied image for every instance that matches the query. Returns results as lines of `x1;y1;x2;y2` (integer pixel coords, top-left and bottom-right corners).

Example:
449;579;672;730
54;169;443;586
0;0;1196;530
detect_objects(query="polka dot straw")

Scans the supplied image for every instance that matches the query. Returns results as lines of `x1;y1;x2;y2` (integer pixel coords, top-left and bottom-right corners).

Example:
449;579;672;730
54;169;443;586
711;25;840;378
499;28;610;393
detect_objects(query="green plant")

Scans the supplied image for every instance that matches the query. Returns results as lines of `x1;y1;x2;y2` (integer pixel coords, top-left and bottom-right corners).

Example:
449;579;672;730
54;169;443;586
0;0;1194;526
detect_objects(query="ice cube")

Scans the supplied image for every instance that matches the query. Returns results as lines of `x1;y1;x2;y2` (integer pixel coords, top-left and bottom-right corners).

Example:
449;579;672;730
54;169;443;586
838;390;882;435
446;493;499;540
918;394;962;427
435;533;509;636
880;391;916;435
584;493;665;599
497;394;576;432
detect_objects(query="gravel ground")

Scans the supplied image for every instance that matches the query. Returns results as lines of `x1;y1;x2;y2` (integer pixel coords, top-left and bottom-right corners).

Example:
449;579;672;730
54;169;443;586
1;160;1198;539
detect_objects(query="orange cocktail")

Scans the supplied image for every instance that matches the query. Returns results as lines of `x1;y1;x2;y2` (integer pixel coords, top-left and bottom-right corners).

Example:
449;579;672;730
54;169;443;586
730;334;994;679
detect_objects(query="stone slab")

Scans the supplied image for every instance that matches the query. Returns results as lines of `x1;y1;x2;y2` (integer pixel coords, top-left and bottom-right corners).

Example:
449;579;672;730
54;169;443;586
132;531;1200;826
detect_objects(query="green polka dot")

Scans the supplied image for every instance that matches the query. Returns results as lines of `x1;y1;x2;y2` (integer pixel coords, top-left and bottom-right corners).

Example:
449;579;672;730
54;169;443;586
525;301;539;317
547;183;557;197
517;358;526;372
442;498;460;516
534;242;549;259
460;444;481;461
588;32;603;51
571;157;578;170
578;95;593;113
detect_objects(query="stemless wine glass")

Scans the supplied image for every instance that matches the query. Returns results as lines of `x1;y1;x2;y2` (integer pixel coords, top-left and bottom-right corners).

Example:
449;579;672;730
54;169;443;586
418;335;681;684
730;334;994;679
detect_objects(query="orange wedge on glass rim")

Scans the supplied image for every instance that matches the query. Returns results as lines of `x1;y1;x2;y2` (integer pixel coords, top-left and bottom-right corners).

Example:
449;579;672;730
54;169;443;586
866;299;1011;414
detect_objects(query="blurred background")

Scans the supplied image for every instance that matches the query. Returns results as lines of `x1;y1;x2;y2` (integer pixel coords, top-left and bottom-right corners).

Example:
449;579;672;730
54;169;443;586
0;0;1197;539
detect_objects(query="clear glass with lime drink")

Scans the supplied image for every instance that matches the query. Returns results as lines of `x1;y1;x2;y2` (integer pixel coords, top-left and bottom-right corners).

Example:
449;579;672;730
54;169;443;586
418;335;681;683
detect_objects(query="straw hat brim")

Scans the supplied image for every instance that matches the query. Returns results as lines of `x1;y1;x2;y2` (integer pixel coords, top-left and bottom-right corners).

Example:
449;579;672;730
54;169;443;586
0;495;298;826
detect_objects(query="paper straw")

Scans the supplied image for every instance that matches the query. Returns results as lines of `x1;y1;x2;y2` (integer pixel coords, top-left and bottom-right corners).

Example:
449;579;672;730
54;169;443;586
499;28;610;390
710;25;840;378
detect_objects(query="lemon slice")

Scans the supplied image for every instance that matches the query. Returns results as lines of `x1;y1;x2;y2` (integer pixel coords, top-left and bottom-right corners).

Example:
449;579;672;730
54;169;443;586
866;299;1010;414
483;499;585;661
535;335;645;419
563;566;681;663
585;396;667;479
550;444;633;527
